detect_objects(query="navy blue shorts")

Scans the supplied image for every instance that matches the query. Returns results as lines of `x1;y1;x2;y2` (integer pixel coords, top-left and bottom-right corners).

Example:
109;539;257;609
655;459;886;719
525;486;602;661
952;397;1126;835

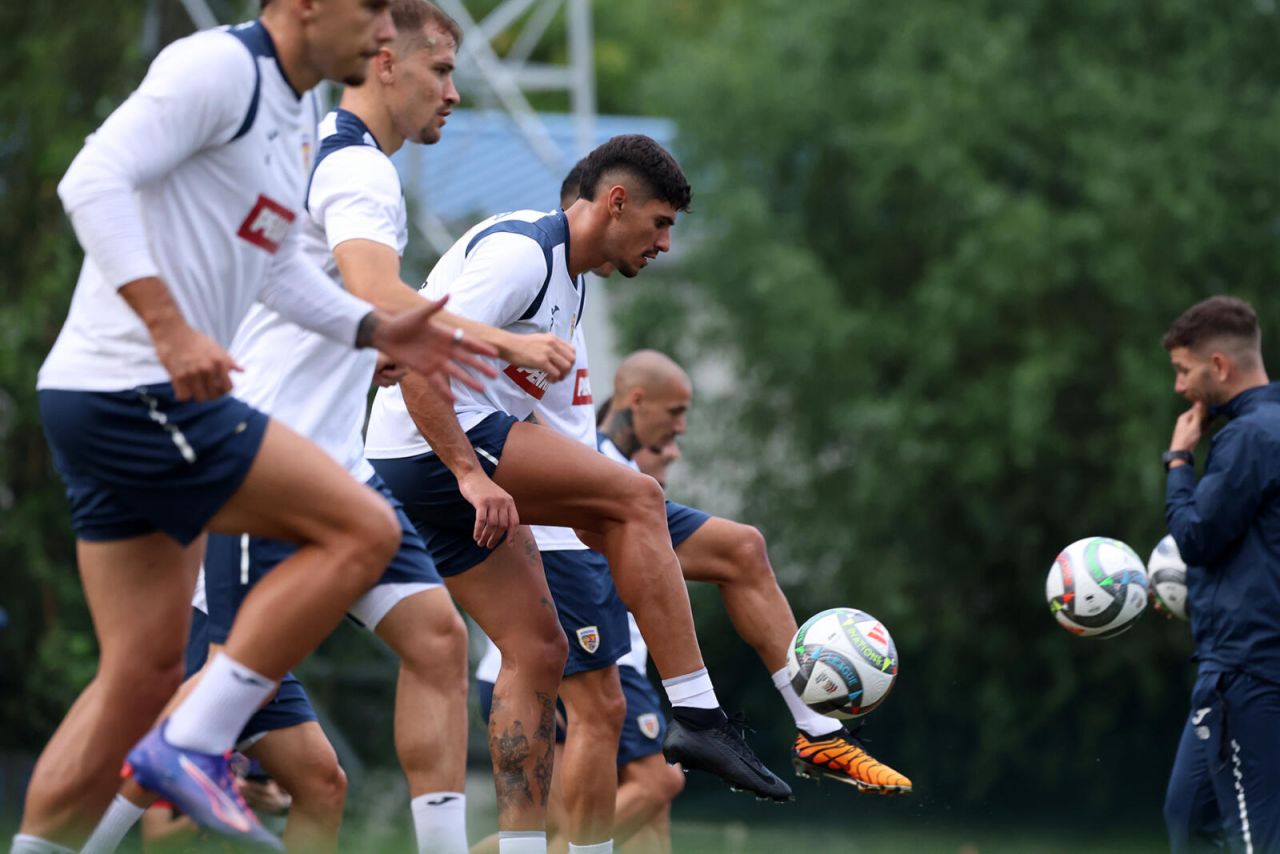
39;384;269;545
369;412;517;576
617;664;666;766
476;678;567;743
202;473;442;643
185;608;316;742
666;500;711;548
1164;670;1280;853
543;549;630;677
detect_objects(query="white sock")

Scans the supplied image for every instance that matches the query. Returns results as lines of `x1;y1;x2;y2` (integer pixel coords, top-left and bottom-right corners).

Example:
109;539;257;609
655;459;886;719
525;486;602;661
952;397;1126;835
661;668;719;710
498;831;547;853
9;835;75;854
164;652;277;754
568;841;613;853
410;792;467;854
80;794;147;854
772;666;841;737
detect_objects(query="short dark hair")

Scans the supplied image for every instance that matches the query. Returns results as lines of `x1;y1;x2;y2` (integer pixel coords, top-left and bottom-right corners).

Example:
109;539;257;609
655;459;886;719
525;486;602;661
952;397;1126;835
1162;296;1260;355
560;159;587;209
392;0;463;50
577;135;691;213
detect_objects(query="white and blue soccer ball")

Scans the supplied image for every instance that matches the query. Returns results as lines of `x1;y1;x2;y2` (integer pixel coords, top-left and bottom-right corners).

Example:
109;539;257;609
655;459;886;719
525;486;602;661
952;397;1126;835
787;608;898;719
1046;536;1148;638
1147;535;1190;621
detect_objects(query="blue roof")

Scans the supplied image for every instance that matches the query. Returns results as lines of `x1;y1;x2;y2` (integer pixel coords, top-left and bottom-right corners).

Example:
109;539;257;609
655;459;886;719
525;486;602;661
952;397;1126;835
393;109;677;227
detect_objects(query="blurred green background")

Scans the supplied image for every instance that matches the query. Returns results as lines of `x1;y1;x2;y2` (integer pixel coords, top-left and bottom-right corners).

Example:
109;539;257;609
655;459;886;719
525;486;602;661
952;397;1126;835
7;0;1280;848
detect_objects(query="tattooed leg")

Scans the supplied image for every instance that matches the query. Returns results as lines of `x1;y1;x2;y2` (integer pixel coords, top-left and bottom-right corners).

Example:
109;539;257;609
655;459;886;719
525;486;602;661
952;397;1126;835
445;527;566;831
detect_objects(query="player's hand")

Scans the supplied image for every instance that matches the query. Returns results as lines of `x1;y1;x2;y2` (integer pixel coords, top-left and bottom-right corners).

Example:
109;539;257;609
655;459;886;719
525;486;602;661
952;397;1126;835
499;332;576;382
153;322;241;401
373;352;407;387
458;470;518;548
370;297;498;403
1170;402;1205;454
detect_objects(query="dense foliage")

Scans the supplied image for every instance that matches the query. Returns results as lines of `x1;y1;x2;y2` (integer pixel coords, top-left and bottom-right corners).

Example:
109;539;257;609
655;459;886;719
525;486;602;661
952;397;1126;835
608;0;1280;822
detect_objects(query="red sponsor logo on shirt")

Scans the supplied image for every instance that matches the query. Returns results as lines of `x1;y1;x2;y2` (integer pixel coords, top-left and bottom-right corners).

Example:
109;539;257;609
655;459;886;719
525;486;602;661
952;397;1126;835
236;194;296;254
503;365;549;400
572;368;592;405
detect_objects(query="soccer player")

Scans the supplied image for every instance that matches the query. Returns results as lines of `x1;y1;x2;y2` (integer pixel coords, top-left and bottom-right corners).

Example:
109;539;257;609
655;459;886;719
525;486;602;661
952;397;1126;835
1159;296;1280;853
82;571;348;854
15;1;501;850
598;351;912;795
366;135;790;853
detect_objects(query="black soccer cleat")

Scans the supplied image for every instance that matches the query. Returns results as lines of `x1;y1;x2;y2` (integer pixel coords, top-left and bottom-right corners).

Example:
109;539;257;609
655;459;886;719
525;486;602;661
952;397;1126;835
662;715;793;802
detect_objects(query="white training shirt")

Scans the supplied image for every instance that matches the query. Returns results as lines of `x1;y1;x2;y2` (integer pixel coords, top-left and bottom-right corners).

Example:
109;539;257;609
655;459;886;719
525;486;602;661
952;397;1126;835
365;209;583;458
528;314;594;551
40;21;370;392
226;109;406;482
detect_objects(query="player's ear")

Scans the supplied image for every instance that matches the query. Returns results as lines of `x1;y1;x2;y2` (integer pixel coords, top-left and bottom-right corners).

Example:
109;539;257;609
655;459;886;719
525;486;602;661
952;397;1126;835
375;46;396;82
607;184;627;219
295;0;318;24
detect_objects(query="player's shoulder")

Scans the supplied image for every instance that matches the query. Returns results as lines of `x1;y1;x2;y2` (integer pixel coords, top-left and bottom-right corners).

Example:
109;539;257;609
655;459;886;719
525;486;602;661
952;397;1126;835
141;24;258;103
462;208;567;259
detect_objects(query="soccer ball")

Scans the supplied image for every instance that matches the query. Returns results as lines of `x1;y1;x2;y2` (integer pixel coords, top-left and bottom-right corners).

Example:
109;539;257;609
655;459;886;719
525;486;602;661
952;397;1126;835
1046;536;1148;638
787;608;898;719
1147;535;1190;621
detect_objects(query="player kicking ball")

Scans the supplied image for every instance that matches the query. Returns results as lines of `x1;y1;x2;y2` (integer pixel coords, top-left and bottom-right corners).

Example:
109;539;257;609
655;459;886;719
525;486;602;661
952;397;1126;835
366;135;790;854
596;353;911;796
15;2;501;851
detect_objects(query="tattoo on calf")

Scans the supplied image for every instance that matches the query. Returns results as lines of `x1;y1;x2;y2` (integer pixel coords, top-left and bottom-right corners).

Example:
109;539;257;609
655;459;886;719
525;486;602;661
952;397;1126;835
533;691;555;803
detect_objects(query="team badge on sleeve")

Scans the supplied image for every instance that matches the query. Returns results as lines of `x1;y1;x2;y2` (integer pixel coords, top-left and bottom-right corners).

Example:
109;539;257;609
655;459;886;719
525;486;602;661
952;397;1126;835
637;713;661;740
575;626;600;654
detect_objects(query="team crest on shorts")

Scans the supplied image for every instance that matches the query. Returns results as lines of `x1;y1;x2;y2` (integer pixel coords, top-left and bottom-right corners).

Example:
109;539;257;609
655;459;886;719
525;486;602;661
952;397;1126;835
576;626;600;654
637;713;661;740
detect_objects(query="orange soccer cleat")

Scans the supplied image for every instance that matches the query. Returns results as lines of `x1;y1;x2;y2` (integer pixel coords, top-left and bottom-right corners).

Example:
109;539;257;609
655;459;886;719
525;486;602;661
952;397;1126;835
792;727;913;795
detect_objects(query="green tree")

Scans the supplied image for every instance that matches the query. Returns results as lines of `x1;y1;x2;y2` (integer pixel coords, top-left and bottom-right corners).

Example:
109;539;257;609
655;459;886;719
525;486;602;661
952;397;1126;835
0;1;154;746
612;0;1280;821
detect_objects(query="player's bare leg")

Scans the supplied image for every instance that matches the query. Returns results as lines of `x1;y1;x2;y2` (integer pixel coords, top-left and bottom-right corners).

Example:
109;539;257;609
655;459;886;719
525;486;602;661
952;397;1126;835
555;667;626;848
674;517;910;795
247;722;347;854
492;422;790;800
447;528;566;833
494;424;702;681
17;533;202;847
615;755;683;853
207;420;400;678
374;588;470;836
674;518;795;672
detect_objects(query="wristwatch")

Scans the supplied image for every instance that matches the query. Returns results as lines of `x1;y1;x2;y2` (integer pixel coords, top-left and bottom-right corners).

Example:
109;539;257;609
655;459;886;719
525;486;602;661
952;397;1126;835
1162;450;1194;470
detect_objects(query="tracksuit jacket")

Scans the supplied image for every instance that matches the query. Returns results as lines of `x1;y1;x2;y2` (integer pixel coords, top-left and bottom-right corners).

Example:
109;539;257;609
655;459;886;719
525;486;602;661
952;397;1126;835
1166;381;1280;683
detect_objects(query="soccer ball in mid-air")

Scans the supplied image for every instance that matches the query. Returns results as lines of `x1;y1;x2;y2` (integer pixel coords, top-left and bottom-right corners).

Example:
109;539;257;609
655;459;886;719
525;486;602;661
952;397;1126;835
787;608;898;719
1147;535;1190;621
1046;536;1148;638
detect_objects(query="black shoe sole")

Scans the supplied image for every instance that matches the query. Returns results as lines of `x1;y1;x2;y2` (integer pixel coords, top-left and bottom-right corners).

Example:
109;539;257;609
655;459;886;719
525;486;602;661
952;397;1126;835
666;748;793;802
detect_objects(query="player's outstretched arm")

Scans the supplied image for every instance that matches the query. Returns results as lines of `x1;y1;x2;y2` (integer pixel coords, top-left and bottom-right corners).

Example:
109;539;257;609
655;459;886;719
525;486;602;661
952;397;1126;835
357;297;497;402
119;277;242;401
398;370;519;548
333;239;575;380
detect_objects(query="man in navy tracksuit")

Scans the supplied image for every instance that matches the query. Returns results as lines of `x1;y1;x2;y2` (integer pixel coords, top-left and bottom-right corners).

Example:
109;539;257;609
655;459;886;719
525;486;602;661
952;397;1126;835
1161;295;1280;853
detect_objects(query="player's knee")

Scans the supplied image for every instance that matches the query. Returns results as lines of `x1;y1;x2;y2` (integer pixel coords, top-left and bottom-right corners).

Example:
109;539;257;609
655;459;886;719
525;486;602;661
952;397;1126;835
660;762;686;801
727;524;772;581
569;676;626;737
102;647;185;711
619;470;666;520
293;757;348;816
331;497;400;583
405;605;468;686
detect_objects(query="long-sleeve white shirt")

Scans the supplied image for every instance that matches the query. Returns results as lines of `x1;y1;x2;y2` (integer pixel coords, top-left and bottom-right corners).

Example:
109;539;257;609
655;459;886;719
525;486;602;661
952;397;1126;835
39;21;370;392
